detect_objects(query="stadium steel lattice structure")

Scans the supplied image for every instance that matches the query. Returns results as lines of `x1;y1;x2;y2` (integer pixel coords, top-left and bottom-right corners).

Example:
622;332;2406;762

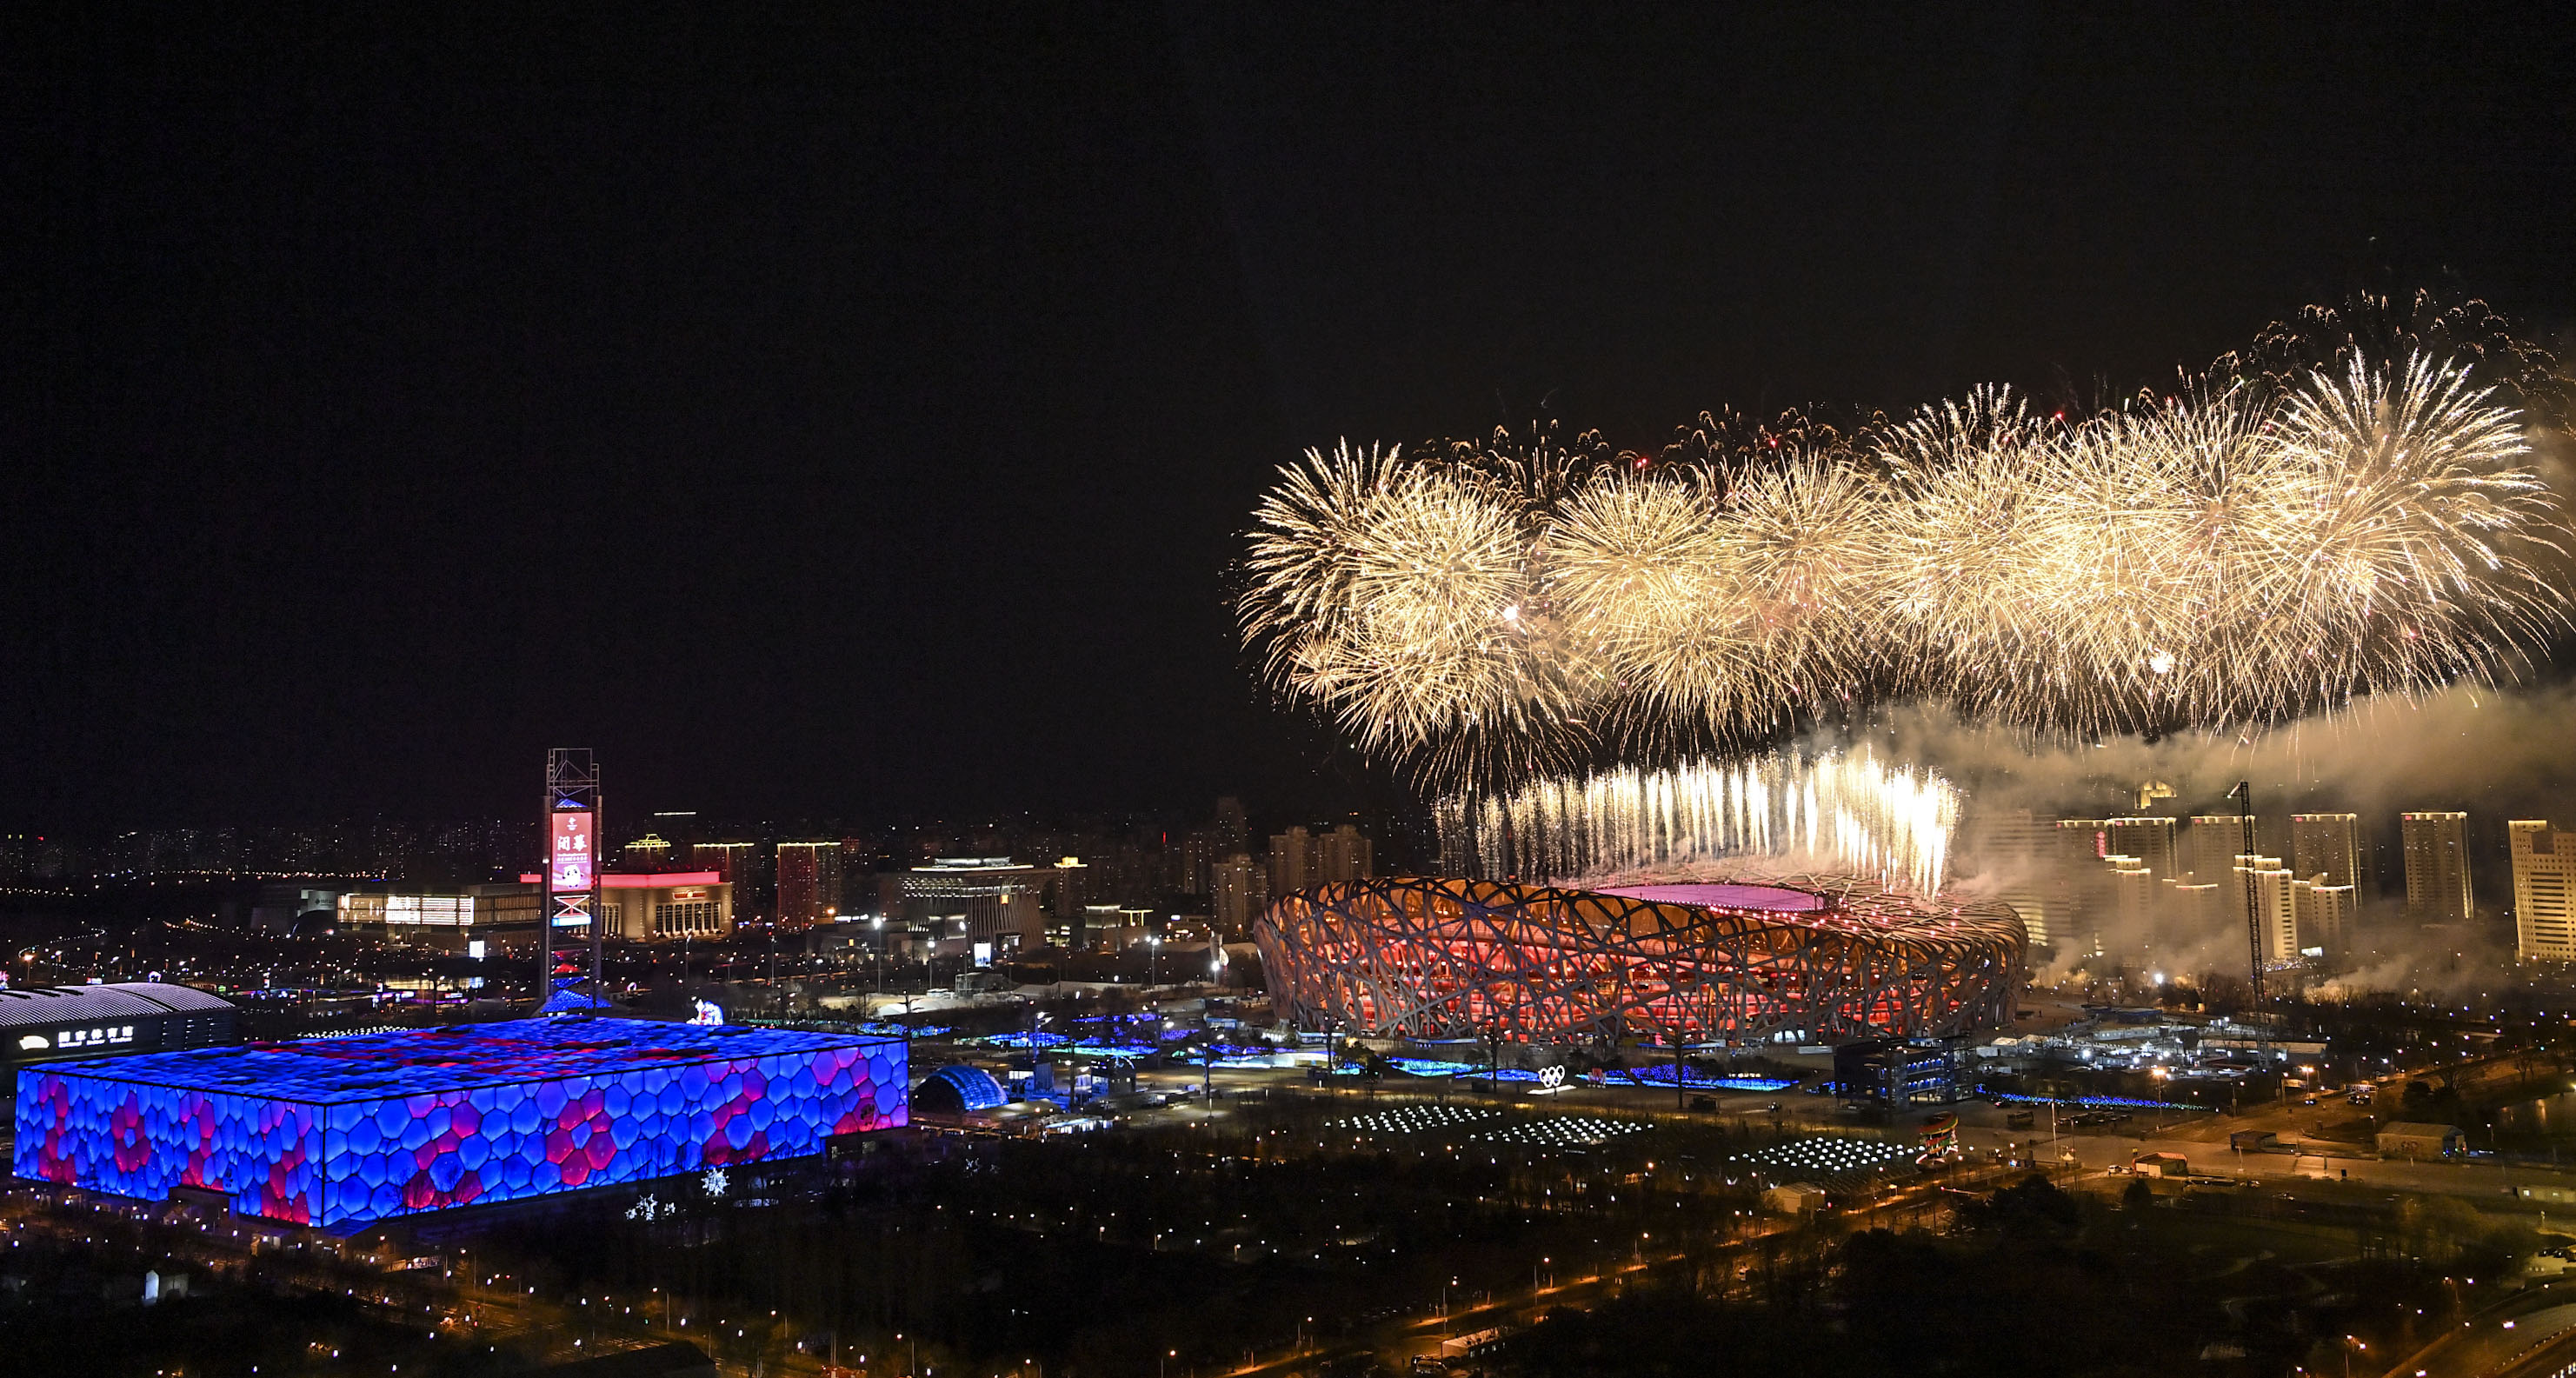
1254;876;2025;1044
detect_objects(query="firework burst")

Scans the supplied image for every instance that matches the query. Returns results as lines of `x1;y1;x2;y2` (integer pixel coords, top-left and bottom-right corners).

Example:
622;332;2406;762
1240;335;2575;797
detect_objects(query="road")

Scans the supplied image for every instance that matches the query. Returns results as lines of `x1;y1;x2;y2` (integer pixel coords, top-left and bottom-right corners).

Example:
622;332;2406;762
2376;1281;2576;1378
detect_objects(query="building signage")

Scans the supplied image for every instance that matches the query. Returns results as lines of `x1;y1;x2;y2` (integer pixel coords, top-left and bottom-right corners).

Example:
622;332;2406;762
549;810;596;891
21;1024;136;1053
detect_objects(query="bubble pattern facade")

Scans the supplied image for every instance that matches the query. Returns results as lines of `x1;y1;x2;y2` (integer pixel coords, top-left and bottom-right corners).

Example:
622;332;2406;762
11;1018;906;1227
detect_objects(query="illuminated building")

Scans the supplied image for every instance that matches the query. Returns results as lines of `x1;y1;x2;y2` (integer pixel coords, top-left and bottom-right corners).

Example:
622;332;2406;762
1048;856;1089;932
878;857;1055;959
775;841;843;927
2292;876;2357;955
2180;815;2256;888
691;841;758;884
1256;876;2025;1043
2053;818;2113;952
601;872;734;941
342;876;726;949
339;884;543;952
2103;818;2178;889
2290;813;2362;889
12;1018;905;1228
621;834;673;869
2511;821;2576;962
0;982;235;1075
2105;855;2153;951
2402;811;2474;926
2233;854;2298;964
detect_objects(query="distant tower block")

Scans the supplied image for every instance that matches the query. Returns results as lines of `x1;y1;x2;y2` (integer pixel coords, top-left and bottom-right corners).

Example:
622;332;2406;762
2290;814;2361;890
541;749;602;1013
2511;821;2576;962
2402;812;2473;927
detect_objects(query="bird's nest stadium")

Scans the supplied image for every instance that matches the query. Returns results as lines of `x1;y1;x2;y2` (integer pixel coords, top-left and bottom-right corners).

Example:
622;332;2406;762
1254;876;2026;1044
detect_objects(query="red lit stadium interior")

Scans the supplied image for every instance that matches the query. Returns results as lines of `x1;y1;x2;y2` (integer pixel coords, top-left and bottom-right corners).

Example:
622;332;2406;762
1254;876;2025;1044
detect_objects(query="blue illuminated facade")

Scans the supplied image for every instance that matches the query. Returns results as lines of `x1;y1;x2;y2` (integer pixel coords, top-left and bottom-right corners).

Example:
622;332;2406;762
12;1018;906;1227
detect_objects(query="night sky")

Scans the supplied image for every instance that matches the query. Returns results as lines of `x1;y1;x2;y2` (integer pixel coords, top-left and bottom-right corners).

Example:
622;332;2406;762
5;9;2573;829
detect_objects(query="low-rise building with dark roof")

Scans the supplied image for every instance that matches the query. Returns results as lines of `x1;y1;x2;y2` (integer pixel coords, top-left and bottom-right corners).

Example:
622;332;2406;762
0;982;236;1076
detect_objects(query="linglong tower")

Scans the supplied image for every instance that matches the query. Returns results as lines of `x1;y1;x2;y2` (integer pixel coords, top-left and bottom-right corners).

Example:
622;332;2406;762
540;749;603;1014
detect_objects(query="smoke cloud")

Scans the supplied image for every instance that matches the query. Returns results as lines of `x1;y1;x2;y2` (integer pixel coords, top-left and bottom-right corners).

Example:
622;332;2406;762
1835;680;2576;994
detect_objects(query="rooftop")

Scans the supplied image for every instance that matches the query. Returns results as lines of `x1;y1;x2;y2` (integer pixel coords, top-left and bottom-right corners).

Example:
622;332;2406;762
37;1016;897;1103
0;982;233;1029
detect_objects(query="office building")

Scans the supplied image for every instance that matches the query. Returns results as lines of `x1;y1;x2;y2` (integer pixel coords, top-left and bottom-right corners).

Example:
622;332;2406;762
339;883;544;953
2402;812;2474;926
879;857;1055;958
2290;813;2362;890
775;841;844;927
2511;821;2576;962
2293;876;2357;955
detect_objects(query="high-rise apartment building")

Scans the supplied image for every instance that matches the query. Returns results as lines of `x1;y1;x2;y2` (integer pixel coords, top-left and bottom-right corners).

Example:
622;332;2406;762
2290;814;2362;890
2103;818;2179;888
1268;826;1315;897
2511;821;2576;962
691;841;758;887
1211;852;1268;937
2160;876;2223;940
2402;812;2473;926
1318;824;1374;884
2235;854;2298;964
1270;823;1375;896
2181;815;2257;887
1962;808;2057;944
1214;796;1248;859
2293;876;2357;955
2106;855;2154;950
775;841;843;927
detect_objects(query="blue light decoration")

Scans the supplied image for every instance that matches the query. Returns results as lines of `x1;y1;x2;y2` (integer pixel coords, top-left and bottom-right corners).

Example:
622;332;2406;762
1989;1092;2209;1112
12;1018;906;1228
916;1063;1008;1113
1594;1067;1799;1092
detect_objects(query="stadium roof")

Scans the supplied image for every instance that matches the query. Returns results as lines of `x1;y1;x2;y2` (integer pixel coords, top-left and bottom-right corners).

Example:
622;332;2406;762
40;1016;899;1103
0;982;233;1029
